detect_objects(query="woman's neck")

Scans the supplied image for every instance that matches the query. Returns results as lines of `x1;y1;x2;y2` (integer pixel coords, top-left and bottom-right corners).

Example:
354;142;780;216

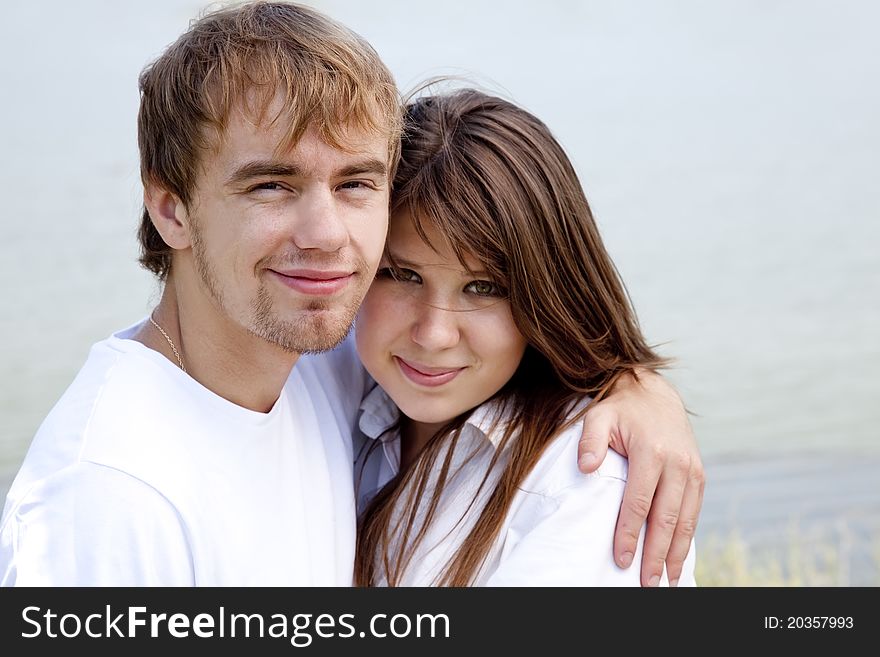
399;416;447;471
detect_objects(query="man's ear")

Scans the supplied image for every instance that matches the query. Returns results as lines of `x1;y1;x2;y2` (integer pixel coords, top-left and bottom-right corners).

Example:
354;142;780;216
144;183;192;250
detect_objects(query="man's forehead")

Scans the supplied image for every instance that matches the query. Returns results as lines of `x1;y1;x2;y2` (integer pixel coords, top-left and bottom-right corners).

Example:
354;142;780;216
207;124;387;183
226;92;390;152
287;123;389;157
222;114;387;163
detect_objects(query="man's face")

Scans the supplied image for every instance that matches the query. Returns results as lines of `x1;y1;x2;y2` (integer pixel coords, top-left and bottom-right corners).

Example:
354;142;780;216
183;102;390;353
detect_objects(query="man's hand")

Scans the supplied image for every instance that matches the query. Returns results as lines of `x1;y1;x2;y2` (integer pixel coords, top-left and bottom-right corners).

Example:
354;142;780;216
577;370;704;587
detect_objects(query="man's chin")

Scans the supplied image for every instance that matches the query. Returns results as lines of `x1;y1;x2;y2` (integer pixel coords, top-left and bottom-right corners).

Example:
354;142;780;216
253;308;356;354
292;319;354;354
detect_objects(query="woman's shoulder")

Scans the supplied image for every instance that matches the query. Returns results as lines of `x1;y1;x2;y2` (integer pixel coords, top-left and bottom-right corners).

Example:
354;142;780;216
518;416;629;496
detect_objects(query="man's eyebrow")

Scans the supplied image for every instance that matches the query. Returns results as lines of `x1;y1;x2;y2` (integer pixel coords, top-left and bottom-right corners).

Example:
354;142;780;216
225;158;387;187
226;161;304;187
336;158;388;179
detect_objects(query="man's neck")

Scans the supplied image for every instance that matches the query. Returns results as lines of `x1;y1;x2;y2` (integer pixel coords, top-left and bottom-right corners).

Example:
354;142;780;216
134;278;298;413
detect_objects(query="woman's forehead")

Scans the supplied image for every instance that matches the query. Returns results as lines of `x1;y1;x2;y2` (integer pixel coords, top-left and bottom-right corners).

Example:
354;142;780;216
388;212;486;275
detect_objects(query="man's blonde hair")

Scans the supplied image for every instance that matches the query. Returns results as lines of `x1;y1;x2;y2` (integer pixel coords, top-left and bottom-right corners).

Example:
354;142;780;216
137;1;402;279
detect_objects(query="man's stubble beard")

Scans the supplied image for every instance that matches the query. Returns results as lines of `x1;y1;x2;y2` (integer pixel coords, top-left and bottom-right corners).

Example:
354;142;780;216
190;223;364;355
251;283;361;354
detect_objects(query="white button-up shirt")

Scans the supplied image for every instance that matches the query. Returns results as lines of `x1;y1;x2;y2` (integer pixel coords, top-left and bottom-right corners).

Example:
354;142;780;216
354;385;697;586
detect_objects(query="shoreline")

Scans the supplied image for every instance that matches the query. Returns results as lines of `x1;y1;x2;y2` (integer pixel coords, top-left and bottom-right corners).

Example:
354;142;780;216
697;450;880;585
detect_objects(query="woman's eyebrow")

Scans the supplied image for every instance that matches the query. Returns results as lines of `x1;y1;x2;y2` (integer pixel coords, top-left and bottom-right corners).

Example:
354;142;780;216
386;251;489;277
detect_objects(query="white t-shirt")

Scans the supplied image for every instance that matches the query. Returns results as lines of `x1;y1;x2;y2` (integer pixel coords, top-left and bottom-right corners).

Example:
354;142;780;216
355;385;697;586
0;321;367;586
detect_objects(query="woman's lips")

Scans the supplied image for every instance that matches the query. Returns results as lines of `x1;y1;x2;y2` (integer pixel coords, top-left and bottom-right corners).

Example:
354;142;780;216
270;269;354;296
395;356;465;387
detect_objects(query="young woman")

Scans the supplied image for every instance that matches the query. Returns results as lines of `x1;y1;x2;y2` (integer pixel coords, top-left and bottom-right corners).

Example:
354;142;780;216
353;88;697;586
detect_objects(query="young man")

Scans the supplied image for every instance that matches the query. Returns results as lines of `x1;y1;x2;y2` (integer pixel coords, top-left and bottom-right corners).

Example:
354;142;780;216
0;1;703;586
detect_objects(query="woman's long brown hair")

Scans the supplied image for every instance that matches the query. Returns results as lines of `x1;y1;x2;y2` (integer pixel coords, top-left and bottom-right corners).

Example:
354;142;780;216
355;88;668;586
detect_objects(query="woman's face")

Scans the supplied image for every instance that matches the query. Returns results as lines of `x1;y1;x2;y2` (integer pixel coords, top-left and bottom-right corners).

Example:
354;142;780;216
355;211;528;427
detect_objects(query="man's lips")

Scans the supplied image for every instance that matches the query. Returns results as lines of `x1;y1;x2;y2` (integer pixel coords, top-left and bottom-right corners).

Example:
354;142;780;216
395;356;465;387
269;268;354;296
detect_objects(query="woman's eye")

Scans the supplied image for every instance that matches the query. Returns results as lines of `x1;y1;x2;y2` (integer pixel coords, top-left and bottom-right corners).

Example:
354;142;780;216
466;280;502;297
378;267;420;283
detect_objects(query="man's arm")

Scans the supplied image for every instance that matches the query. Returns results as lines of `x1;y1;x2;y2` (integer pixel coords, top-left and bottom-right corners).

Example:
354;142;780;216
577;370;704;587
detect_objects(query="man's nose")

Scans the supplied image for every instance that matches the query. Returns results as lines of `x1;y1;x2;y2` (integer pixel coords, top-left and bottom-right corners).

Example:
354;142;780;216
290;190;349;252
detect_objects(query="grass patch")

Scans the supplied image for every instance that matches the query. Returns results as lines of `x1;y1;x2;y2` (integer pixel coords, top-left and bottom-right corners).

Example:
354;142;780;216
695;520;879;586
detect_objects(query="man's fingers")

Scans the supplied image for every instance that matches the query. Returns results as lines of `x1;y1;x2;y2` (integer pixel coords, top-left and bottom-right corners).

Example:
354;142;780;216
638;451;690;586
578;407;614;473
613;447;663;569
664;461;705;587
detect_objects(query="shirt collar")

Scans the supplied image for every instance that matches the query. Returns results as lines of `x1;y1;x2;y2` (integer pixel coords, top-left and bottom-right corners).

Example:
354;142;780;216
358;383;401;442
357;384;512;450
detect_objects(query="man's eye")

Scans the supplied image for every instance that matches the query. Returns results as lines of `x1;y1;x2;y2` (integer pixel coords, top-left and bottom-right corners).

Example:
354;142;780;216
338;180;371;191
250;182;286;192
466;280;503;297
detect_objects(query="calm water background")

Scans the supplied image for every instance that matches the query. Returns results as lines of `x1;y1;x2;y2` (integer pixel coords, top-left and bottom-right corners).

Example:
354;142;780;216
1;0;878;582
